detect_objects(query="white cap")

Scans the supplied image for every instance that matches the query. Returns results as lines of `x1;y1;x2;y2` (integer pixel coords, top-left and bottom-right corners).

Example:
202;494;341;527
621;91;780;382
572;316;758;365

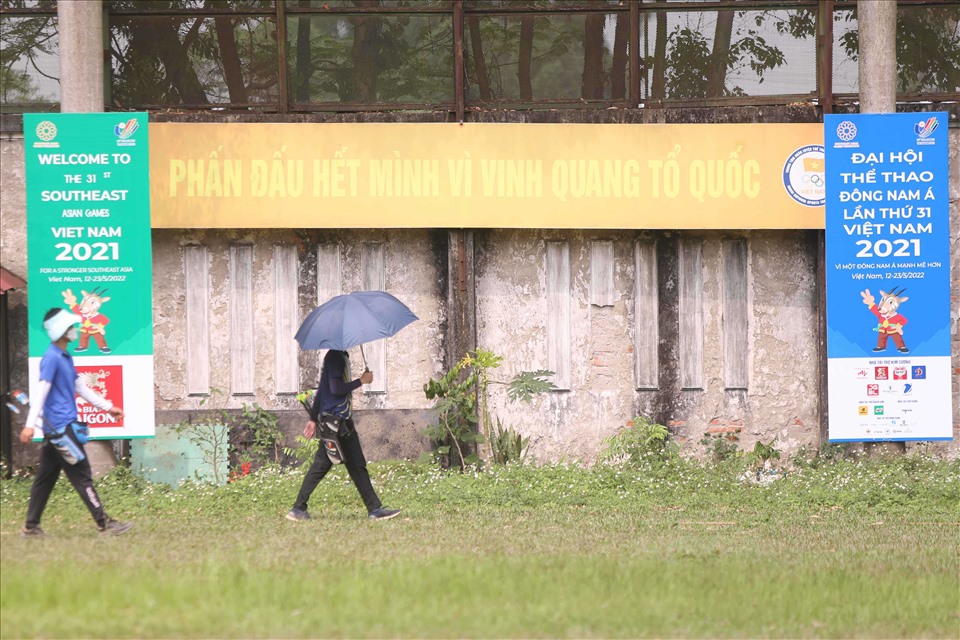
43;309;81;342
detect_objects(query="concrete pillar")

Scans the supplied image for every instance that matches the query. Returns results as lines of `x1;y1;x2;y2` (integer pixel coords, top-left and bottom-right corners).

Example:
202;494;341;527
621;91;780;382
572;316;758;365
857;0;897;114
58;0;115;475
57;0;104;113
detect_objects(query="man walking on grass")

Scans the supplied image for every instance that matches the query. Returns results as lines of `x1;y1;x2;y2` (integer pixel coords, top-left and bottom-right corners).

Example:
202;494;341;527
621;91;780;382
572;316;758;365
287;349;400;522
19;308;133;538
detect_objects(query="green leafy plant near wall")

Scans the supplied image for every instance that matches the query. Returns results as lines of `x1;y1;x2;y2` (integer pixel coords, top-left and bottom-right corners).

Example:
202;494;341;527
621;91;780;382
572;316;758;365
746;439;782;479
490;418;531;465
700;429;741;463
599;416;679;467
174;391;285;484
423;358;481;468
238;402;284;466
174;415;232;486
424;348;554;469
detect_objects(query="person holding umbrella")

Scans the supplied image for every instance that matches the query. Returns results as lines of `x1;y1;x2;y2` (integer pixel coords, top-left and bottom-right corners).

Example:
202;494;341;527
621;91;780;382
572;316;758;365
287;349;400;521
287;291;417;522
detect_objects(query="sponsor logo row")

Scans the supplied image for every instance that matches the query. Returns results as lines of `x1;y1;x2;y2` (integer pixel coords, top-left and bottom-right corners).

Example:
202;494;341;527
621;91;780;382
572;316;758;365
855;365;925;381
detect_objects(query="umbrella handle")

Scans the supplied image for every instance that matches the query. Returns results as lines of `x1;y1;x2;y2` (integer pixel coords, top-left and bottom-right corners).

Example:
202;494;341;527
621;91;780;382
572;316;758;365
359;344;369;373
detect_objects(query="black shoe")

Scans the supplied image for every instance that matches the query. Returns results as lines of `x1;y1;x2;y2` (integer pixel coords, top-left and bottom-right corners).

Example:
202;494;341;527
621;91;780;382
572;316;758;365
20;526;45;538
74;347;88;353
872;347;884;352
100;347;112;354
897;347;910;353
285;508;311;522
98;519;133;536
368;507;401;521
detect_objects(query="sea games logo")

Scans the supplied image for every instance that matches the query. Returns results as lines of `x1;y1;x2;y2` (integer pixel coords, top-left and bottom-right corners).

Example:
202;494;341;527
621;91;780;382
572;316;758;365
914;116;939;146
75;366;125;427
782;145;825;207
114;118;140;147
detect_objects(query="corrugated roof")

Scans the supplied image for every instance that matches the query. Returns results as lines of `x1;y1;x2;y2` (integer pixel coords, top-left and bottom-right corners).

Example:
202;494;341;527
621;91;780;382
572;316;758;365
0;266;27;293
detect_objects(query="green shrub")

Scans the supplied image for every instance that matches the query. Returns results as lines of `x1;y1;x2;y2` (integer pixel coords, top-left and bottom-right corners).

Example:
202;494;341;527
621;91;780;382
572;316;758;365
699;429;741;463
599;416;679;467
424;348;554;470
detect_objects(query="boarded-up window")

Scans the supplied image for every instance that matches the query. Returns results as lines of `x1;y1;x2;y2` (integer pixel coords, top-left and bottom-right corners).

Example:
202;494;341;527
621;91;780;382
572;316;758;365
546;241;571;390
316;244;342;376
274;245;299;394
590;240;615;307
229;245;255;395
723;238;749;389
183;245;210;395
361;242;387;394
633;240;658;389
678;238;703;390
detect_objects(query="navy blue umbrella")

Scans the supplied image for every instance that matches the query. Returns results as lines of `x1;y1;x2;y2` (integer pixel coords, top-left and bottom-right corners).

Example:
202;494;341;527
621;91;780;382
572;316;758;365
295;291;418;355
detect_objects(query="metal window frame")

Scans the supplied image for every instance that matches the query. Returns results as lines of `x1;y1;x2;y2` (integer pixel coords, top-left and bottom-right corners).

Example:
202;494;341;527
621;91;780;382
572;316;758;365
3;0;960;115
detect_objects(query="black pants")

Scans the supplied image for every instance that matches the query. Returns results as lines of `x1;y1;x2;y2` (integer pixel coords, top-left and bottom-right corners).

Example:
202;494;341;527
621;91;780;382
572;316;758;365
293;417;382;513
25;426;107;529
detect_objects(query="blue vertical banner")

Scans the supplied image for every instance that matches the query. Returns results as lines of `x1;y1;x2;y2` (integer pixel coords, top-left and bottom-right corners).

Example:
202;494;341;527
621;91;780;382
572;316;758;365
824;113;951;441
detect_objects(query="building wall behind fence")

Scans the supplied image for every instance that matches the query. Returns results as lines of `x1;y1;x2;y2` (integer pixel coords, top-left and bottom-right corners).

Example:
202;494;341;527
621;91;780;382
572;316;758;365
2;125;958;466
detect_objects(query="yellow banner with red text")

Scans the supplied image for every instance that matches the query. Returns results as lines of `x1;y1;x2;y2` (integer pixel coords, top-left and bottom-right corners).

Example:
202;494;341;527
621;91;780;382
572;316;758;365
150;123;825;229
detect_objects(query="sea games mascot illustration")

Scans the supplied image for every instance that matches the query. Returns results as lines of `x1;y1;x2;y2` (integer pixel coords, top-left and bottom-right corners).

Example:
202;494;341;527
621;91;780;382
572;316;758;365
860;287;909;354
62;287;112;354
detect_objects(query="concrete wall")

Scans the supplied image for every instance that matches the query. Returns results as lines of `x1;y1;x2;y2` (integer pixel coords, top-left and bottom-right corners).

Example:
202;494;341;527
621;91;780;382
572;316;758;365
3;123;959;468
474;230;822;462
149;227;443;461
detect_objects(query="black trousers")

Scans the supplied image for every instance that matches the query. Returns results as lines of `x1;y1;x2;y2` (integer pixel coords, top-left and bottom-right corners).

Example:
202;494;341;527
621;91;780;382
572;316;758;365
25;426;107;529
293;417;382;513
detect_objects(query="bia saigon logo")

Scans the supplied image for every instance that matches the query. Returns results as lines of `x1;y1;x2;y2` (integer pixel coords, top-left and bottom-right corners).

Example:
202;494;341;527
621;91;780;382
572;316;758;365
75;366;125;427
914;116;938;145
32;120;60;149
114;118;140;146
782;145;825;207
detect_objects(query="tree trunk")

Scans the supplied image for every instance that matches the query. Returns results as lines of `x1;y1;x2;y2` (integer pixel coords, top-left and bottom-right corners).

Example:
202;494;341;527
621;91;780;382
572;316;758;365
518;16;534;100
707;9;734;98
467;15;492;101
130;17;208;104
581;13;604;99
651;10;667;99
857;0;905;457
858;0;897;113
351;0;380;102
295;0;313;102
212;2;247;103
611;12;628;100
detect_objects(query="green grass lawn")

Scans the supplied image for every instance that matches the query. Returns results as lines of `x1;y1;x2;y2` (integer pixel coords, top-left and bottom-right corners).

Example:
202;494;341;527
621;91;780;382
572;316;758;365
1;457;958;638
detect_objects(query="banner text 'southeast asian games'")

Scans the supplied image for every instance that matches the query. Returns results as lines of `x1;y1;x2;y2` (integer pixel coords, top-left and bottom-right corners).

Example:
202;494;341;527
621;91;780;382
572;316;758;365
24;113;155;440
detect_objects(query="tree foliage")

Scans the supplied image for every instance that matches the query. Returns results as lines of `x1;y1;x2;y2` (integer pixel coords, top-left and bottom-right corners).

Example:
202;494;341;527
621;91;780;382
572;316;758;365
0;0;58;104
838;5;960;94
